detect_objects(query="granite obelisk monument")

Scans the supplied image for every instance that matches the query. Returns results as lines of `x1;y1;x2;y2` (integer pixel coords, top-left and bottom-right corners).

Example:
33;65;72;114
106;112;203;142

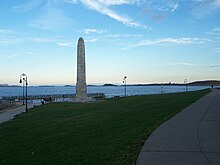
76;37;87;101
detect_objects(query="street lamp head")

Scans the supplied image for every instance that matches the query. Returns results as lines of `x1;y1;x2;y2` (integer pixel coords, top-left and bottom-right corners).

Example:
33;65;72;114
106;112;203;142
20;73;27;82
123;76;127;80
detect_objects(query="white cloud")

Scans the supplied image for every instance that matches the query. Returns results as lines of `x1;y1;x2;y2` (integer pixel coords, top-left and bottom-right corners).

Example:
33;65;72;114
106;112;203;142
81;33;142;44
13;0;149;29
177;62;196;66
0;28;13;33
212;0;220;6
28;7;73;30
12;1;73;30
206;27;220;36
56;42;74;46
190;0;220;18
13;0;220;32
26;51;35;55
214;48;220;53
97;0;138;6
170;3;178;12
169;62;198;66
0;34;67;45
101;34;142;38
206;32;220;35
84;38;98;42
30;37;59;43
190;0;220;6
146;0;179;13
213;27;220;31
63;0;78;4
6;52;35;59
80;0;150;29
209;64;220;67
12;0;44;12
83;28;106;34
0;40;18;44
56;35;133;45
129;37;206;47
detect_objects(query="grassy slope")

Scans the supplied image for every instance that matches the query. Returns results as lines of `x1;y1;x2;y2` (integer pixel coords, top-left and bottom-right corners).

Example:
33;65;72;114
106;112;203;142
0;89;210;165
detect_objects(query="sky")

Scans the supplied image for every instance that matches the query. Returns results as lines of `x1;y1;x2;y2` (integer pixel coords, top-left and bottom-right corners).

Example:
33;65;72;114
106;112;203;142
1;0;220;85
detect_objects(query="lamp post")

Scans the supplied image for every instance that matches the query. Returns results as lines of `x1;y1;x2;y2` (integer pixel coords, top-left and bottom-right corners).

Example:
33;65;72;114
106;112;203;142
123;76;127;97
184;79;188;92
20;73;28;112
20;76;25;105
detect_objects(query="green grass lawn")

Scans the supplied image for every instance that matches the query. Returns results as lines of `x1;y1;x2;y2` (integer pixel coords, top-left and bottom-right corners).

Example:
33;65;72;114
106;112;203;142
0;89;210;165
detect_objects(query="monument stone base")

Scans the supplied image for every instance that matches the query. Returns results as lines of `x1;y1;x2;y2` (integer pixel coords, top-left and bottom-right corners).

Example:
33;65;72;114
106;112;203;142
75;96;93;102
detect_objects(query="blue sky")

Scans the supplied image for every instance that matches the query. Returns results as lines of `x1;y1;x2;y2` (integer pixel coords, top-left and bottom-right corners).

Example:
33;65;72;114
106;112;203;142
1;0;220;85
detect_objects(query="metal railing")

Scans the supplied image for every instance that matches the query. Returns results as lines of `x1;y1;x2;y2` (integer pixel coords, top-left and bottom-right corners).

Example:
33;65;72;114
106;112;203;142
2;93;105;102
0;99;15;110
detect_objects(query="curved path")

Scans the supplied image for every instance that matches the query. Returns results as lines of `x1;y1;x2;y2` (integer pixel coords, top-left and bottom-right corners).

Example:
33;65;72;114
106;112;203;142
137;89;220;165
0;104;37;124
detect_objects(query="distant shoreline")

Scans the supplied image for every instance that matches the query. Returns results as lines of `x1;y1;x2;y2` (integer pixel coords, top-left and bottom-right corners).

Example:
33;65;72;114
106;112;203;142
1;80;220;87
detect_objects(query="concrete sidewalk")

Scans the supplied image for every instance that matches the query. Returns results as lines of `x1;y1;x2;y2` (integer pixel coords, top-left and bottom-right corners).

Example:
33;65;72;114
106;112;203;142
136;89;220;165
0;104;36;124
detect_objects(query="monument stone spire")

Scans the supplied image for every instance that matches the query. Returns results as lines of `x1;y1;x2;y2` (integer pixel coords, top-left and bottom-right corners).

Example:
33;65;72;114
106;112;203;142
76;37;87;100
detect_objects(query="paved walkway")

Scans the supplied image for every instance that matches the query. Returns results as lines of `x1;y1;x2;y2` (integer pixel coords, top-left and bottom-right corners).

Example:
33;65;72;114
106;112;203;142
0;104;36;124
136;89;220;165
